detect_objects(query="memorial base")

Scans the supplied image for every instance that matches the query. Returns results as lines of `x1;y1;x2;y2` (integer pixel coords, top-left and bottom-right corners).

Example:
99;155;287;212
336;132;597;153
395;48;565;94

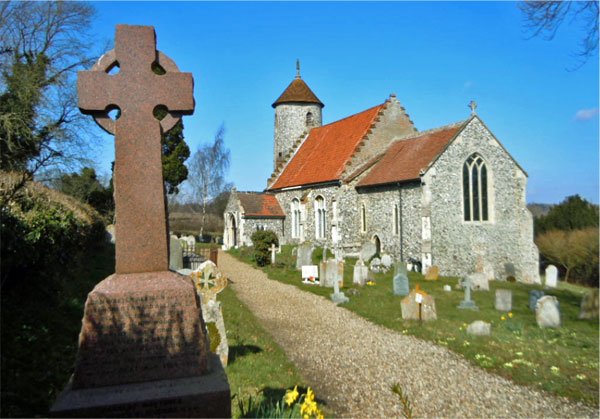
50;354;230;418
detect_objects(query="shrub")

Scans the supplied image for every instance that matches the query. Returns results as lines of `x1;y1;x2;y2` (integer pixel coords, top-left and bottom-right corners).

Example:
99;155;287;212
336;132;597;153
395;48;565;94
1;172;105;291
250;230;278;267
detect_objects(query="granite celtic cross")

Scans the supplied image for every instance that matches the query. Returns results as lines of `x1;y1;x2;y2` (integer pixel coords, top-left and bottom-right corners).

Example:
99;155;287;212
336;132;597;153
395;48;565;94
78;25;194;273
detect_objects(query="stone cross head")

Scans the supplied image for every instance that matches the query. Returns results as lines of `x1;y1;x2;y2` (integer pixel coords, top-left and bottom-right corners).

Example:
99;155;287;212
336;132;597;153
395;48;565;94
77;25;194;274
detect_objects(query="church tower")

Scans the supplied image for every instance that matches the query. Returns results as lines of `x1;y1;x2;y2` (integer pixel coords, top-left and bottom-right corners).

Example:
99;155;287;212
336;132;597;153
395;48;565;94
272;60;324;169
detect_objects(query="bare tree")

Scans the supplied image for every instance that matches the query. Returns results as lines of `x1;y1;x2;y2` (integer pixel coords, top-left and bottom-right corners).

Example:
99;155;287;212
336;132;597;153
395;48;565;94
0;1;97;196
187;124;231;238
519;1;599;66
535;228;591;282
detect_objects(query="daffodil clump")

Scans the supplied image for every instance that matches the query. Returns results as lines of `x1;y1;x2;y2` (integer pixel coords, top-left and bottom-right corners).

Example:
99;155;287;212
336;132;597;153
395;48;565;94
284;386;324;419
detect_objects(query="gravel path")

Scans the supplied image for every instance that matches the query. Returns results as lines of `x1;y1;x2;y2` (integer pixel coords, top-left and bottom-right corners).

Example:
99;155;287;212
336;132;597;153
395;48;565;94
219;251;598;418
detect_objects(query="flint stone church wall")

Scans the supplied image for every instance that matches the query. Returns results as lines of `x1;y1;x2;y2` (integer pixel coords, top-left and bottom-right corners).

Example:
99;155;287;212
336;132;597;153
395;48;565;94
274;103;322;166
424;118;540;283
223;194;285;247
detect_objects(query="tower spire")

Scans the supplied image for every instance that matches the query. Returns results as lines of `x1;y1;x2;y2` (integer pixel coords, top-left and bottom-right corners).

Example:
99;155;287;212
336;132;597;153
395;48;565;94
296;59;301;79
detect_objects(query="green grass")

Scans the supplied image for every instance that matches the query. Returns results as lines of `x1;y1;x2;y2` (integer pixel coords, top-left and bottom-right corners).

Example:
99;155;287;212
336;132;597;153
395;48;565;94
230;245;599;406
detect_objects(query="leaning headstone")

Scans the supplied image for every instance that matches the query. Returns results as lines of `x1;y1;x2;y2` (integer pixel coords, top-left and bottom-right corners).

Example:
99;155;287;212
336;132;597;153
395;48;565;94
424;265;440;281
353;259;369;286
495;289;512;311
458;276;479;310
360;241;377;261
51;25;230;418
466;320;491;336
331;279;349;304
545;265;558;288
381;254;393;270
392;262;410;296
578;289;599;320
401;287;437;321
536;295;561;328
296;243;314;270
169;235;183;271
529;290;545;311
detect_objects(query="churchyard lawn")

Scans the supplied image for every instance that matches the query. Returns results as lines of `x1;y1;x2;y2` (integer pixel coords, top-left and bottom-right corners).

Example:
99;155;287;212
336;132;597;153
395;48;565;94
0;240;307;418
229;245;599;407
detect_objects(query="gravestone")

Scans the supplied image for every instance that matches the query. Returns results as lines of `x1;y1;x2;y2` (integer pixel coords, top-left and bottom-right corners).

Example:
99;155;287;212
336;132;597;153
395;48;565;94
466;272;489;291
169;235;183;271
360;242;377;261
295;243;314;270
330;279;349;304
320;259;344;288
392;262;410;296
105;224;116;244
467;320;491;336
536;295;561;328
545;265;558;288
483;261;495;281
504;262;516;281
51;25;230;418
190;263;229;368
424;265;439;281
353;259;369;286
381;254;393;270
301;265;319;284
495;289;512;312
529;290;545;311
578;289;599;320
443;284;452;292
401;287;437;321
270;243;277;265
458;276;479;310
370;257;382;273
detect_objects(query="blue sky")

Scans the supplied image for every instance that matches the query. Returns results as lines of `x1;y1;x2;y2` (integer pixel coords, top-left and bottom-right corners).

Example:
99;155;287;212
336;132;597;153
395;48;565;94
88;1;599;204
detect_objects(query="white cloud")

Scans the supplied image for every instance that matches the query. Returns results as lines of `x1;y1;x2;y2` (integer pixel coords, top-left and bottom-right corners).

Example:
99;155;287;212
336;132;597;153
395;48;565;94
574;107;599;121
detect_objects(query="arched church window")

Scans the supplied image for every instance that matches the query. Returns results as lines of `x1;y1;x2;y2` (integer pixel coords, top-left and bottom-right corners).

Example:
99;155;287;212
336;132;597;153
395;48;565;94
463;153;489;222
306;112;313;127
315;195;326;239
291;198;301;238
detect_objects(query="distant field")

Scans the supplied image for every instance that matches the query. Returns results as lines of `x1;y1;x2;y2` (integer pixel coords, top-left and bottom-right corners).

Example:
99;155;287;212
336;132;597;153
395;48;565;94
169;211;223;239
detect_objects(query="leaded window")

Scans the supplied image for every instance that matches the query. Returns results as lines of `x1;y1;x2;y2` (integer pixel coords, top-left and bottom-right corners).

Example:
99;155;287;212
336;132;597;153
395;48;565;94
315;196;326;239
463;153;489;221
291;199;301;238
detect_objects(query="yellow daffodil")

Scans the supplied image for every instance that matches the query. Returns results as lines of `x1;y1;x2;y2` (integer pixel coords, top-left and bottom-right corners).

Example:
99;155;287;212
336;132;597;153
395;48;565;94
306;387;315;402
284;385;299;406
500;315;506;321
508;312;513;318
316;409;324;419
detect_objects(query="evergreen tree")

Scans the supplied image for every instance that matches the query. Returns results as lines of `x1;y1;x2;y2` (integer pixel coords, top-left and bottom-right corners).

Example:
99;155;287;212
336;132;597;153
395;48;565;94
535;195;599;235
161;119;190;195
55;167;113;218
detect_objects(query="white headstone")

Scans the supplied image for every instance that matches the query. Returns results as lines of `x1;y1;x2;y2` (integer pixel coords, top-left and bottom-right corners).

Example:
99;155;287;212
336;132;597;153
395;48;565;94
270;243;277;265
467;272;489;291
495;289;512;311
360;242;377;261
466;320;491;336
381;254;393;269
536;295;561;328
545;265;558;288
353;259;369;286
301;265;319;280
443;284;452;292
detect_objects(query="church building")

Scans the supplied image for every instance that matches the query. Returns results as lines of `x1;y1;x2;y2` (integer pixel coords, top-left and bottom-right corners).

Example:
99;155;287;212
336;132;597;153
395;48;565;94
224;65;540;283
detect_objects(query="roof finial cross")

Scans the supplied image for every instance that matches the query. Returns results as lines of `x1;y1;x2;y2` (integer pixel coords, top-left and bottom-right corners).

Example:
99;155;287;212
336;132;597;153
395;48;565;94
296;59;301;79
469;100;477;115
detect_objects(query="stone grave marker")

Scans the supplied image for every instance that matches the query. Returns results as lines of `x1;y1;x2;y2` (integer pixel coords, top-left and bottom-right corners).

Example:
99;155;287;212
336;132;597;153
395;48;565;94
466;272;489;291
424;265;439;280
270;243;277;265
381;254;393;270
105;224;116;243
190;262;229;367
370;257;382;273
401;285;437;321
353;259;368;286
495;289;512;311
301;265;319;284
331;279;349;304
169;234;183;271
51;25;230;418
392;262;409;296
578;289;599;320
545;265;558;288
320;259;344;288
504;262;516;281
443;284;452;292
458;276;479;310
467;320;491;336
296;242;314;270
529;290;545;311
536;295;561;328
360;241;377;261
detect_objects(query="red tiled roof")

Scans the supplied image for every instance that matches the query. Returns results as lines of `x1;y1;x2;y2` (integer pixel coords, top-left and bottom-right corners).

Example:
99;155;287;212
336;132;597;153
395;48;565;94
238;193;285;218
269;104;385;190
272;78;324;108
356;123;465;187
